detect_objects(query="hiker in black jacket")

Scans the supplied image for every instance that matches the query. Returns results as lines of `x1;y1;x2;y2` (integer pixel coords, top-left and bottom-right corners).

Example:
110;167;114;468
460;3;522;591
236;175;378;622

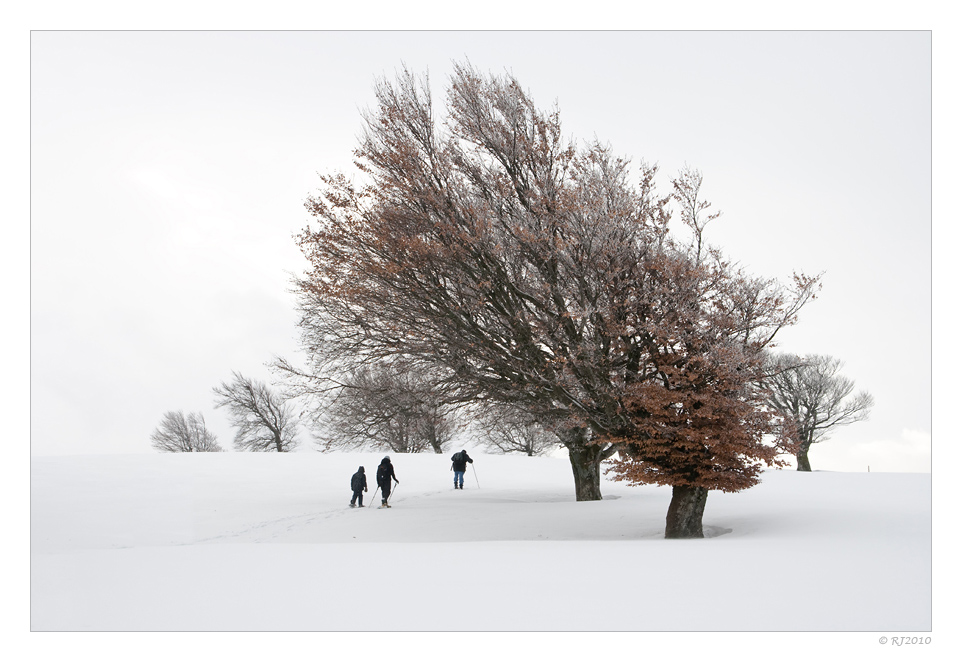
350;466;367;508
375;456;399;507
451;449;473;489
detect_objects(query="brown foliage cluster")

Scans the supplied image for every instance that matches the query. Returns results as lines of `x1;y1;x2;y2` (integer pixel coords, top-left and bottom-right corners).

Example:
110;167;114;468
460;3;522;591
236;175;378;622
600;245;805;491
605;350;794;492
292;62;818;492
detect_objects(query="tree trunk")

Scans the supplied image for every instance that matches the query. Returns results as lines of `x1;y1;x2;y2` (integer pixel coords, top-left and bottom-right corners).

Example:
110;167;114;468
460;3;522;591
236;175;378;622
665;485;708;539
559;428;603;501
796;442;812;472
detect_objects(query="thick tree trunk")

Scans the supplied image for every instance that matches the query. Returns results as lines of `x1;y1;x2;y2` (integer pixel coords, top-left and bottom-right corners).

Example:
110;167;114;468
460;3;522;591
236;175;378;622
558;427;603;501
665;485;708;539
796;443;812;472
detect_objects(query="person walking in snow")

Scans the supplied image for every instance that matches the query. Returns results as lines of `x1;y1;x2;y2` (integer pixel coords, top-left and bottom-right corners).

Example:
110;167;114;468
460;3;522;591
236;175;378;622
376;456;399;508
450;449;473;489
350;466;367;508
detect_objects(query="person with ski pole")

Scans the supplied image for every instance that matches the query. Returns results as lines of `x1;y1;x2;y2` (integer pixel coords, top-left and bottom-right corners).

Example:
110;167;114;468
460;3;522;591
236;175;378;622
376;456;399;508
349;466;367;508
450;449;473;489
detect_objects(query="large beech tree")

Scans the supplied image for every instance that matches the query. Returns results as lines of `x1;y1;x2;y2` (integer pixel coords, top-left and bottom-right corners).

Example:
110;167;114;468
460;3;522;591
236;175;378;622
290;62;817;530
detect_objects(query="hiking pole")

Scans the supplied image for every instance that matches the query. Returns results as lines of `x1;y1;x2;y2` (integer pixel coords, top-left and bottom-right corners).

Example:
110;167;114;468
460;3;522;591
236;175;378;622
471;463;480;488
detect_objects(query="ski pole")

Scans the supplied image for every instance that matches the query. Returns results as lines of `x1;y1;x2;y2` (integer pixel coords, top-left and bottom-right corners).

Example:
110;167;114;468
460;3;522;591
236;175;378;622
387;480;398;504
472;463;480;488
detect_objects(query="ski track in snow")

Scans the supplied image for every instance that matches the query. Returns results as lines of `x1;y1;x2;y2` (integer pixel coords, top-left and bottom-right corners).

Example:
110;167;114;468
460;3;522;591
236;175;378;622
185;485;623;545
189;487;473;544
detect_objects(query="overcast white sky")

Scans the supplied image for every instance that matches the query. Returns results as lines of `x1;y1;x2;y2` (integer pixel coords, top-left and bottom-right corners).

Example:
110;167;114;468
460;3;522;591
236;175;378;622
28;29;933;471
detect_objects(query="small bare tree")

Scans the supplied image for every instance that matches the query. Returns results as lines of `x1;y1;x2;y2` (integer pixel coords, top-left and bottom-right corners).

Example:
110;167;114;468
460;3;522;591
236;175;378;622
475;404;559;456
318;362;456;454
212;371;299;452
150;410;224;452
763;353;874;471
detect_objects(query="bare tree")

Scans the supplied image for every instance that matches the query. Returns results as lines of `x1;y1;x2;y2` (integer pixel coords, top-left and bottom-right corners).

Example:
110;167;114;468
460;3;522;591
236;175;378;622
474;404;559;456
212;371;298;452
150;410;224;452
317;362;456;454
762;353;875;471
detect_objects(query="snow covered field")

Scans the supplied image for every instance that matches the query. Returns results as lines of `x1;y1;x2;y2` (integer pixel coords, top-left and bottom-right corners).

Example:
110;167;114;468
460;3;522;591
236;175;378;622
30;450;930;637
